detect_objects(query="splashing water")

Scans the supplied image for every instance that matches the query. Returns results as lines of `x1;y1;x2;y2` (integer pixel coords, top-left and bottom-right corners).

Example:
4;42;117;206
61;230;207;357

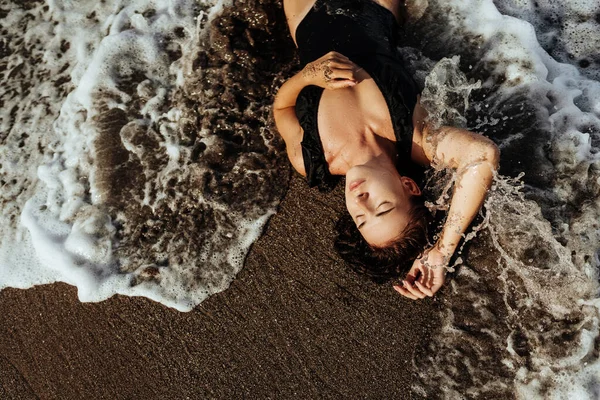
421;56;482;129
1;0;599;397
404;0;600;398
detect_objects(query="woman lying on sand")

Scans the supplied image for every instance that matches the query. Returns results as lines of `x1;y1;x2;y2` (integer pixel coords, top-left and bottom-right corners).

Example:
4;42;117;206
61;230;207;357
273;0;499;299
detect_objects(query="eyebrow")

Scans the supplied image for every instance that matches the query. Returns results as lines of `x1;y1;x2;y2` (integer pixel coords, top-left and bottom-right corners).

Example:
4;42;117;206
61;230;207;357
357;205;395;230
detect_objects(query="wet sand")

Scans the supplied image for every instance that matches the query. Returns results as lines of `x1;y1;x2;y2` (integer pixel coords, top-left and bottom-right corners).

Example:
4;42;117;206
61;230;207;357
0;175;442;399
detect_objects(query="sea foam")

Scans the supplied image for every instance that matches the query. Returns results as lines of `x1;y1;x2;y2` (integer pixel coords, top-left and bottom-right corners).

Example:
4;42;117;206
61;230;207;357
405;0;600;398
1;0;599;397
0;0;290;311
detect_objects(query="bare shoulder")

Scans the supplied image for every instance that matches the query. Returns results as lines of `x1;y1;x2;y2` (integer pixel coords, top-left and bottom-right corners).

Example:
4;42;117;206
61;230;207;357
410;98;430;166
283;0;316;44
423;125;499;169
410;98;499;168
283;0;315;15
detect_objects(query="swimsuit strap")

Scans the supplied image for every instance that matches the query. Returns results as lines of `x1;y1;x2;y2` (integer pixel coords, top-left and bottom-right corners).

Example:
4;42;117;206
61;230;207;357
296;86;340;192
294;0;424;191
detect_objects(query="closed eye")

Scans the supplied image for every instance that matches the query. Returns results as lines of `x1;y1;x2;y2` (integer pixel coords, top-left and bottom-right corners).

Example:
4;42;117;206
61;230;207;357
376;207;395;217
356;215;365;229
356;205;395;229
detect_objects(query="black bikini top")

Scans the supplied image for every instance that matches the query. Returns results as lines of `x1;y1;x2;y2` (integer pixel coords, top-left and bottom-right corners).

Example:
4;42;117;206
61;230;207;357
295;0;422;191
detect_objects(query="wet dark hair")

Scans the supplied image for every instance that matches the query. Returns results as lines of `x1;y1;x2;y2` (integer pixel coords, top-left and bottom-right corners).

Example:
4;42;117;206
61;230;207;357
334;195;431;283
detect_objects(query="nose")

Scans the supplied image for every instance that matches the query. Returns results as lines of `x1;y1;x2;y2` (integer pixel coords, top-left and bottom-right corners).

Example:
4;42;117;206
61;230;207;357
355;192;369;208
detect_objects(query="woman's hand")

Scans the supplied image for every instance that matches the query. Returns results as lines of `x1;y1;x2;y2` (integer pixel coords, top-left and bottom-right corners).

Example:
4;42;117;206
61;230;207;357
302;51;362;90
394;124;499;301
393;246;448;300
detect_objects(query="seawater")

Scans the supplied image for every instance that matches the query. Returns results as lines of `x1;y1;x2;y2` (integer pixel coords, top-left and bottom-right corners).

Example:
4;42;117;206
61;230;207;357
1;0;599;398
0;0;293;311
402;0;600;398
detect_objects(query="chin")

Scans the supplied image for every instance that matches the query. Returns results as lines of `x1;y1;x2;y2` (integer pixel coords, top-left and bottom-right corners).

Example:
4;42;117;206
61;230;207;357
345;165;369;182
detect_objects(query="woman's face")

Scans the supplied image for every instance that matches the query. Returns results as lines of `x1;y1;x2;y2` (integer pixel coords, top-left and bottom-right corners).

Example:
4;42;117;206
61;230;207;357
345;165;421;247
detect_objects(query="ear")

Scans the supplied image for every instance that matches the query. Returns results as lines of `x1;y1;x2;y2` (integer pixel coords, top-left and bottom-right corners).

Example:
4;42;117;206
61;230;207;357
400;176;422;196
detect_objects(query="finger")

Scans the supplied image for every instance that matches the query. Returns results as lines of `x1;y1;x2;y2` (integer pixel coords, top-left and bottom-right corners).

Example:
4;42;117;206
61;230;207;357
417;263;429;285
327;60;355;69
415;281;434;297
328;79;356;89
408;260;422;275
405;272;417;285
408;258;423;275
407;268;423;286
330;68;357;80
323;56;350;66
403;280;427;299
426;266;436;288
393;285;418;300
426;266;434;287
328;51;350;60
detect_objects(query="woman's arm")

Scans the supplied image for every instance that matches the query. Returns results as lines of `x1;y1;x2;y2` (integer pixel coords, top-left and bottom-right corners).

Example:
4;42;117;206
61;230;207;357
273;51;360;175
424;125;500;257
395;124;500;300
273;71;312;176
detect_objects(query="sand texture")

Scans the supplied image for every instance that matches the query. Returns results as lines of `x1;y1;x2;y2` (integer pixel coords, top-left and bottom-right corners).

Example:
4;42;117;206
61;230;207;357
0;176;442;399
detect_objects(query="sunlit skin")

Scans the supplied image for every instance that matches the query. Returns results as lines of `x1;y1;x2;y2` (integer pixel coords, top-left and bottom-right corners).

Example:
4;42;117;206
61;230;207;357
274;0;500;300
344;156;421;247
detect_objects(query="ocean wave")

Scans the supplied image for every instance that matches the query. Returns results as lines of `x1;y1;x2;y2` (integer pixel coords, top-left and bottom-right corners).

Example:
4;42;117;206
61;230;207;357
1;0;599;396
0;0;293;310
403;0;600;398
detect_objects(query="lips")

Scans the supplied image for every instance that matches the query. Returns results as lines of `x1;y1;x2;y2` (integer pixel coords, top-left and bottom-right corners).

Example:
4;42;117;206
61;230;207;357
348;179;365;191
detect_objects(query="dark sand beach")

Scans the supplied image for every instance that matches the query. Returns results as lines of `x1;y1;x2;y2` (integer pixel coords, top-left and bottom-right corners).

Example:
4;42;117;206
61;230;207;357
2;0;600;397
0;175;442;399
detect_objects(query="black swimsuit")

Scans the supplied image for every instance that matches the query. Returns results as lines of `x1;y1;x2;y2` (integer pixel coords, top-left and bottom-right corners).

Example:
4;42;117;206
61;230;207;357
295;0;422;191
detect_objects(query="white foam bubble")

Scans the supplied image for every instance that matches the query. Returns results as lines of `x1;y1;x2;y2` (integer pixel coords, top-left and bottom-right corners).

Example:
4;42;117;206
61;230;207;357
409;0;600;397
0;0;273;312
